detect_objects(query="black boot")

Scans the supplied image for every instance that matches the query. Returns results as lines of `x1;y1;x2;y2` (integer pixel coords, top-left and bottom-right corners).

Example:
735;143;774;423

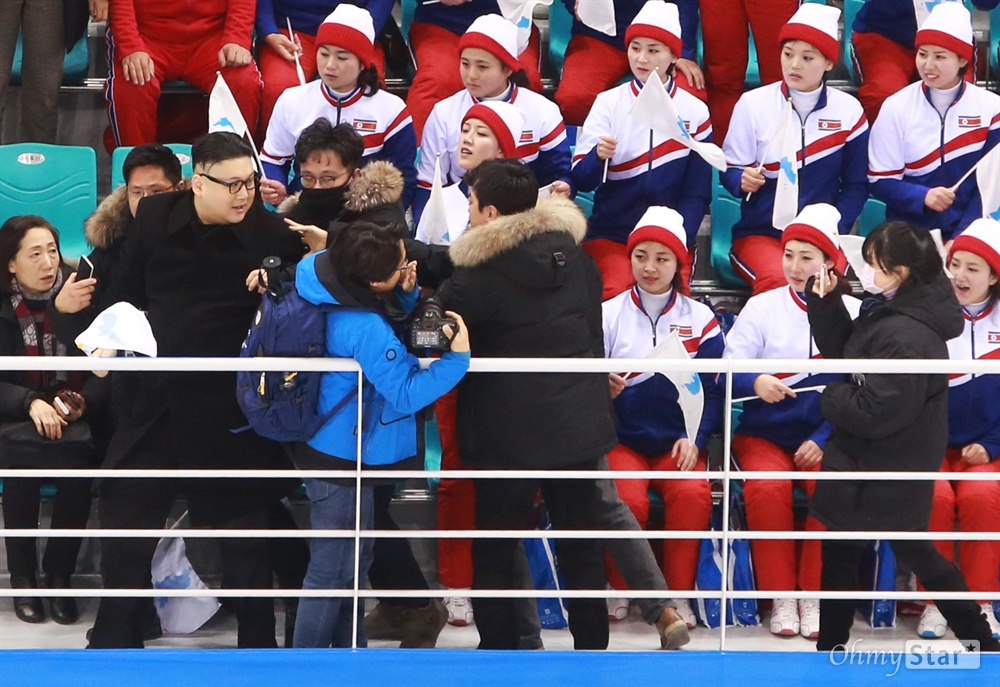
44;575;79;625
11;575;46;624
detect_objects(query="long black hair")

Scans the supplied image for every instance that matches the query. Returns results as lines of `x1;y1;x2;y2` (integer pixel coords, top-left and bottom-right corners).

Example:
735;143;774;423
862;221;943;286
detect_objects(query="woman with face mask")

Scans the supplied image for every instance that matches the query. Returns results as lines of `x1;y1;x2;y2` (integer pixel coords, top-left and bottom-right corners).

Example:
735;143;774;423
805;220;1000;652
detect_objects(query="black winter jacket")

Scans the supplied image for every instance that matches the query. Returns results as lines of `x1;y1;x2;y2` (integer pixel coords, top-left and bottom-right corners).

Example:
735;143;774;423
436;197;618;470
805;272;964;532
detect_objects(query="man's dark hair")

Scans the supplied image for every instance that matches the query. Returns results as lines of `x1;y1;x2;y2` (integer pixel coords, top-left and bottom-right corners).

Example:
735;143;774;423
329;220;409;288
0;215;60;294
122;143;183;186
863;221;943;285
294;119;365;170
192;131;254;170
466;159;538;216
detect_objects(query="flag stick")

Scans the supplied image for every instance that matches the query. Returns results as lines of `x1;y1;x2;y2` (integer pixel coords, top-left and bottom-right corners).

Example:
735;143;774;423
949;158;981;193
287;18;307;86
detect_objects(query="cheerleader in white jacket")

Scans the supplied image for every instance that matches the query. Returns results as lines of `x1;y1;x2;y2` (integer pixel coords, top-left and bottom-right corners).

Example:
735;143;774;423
918;219;1000;640
723;203;861;639
602;207;722;627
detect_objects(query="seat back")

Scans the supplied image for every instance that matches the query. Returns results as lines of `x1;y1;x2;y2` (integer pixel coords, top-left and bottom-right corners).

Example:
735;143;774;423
0;143;97;261
709;192;747;288
9;32;89;85
110;143;194;189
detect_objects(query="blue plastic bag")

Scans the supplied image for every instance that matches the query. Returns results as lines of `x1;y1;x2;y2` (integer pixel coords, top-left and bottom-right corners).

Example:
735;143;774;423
694;496;760;628
523;517;569;630
859;540;896;628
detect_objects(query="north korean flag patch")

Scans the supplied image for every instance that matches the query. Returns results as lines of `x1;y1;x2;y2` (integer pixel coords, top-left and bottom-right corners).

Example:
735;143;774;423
958;116;981;128
353;119;377;133
818;119;842;131
519;130;534;144
670;325;693;337
988;331;1000;344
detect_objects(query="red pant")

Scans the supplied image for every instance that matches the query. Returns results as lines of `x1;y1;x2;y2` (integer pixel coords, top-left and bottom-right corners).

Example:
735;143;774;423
730;235;786;296
435;388;475;589
257;29;386;141
604;444;712;593
698;0;797;143
554;35;705;128
406;21;543;140
583;238;693;302
105;35;262;150
923;448;1000;601
852;32;975;126
733;434;824;592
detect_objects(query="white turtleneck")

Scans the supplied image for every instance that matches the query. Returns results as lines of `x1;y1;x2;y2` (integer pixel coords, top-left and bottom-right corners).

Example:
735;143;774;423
929;82;961;118
963;297;991;318
789;86;823;119
638;287;673;318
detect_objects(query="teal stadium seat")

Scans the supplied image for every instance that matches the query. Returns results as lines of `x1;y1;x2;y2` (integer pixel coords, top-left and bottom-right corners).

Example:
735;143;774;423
709;190;748;288
0;143;97;261
110;143;194;189
402;0;417;46
858;197;887;237
9;32;89;85
548;0;574;77
991;4;999;77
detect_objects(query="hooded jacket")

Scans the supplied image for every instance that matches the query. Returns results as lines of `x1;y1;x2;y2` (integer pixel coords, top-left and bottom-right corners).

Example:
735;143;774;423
293;251;469;470
435;196;618;469
805;272;965;532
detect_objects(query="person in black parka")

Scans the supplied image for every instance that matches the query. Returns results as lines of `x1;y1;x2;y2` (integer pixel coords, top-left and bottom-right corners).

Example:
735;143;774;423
805;221;1000;652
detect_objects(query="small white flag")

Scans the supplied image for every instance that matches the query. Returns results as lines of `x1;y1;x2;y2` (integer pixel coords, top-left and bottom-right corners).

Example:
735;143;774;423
771;98;800;230
76;302;158;358
647;331;704;442
628;74;727;172
209;72;269;179
975;144;1000;220
287;18;307;86
576;0;617;36
415;154;469;245
497;0;552;54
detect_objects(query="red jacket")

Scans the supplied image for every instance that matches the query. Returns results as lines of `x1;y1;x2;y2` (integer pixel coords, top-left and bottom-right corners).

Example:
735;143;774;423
108;0;254;56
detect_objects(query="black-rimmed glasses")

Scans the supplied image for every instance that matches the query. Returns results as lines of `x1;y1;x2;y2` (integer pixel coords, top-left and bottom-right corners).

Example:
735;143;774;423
200;172;261;194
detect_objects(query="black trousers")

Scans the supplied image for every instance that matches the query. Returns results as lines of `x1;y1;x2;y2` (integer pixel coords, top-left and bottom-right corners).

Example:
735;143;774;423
368;483;432;609
818;538;998;651
472;456;666;651
2;475;92;580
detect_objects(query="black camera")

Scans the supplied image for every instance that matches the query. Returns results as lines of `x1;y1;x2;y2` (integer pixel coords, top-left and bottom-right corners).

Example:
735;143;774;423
409;298;458;351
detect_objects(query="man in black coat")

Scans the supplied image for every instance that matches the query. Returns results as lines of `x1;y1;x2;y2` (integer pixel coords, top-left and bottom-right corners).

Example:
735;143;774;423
435;160;690;651
82;133;303;649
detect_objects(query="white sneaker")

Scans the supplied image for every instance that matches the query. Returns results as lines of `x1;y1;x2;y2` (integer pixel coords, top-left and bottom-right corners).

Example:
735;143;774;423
607;597;630;621
674;599;697;629
918;604;947;638
769;598;800;636
980;603;1000;640
444;596;474;627
798;599;820;639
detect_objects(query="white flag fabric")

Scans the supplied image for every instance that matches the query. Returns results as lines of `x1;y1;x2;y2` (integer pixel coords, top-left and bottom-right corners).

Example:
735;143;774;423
647;331;704;443
576;0;616;36
771;98;800;231
415;154;470;246
209;72;269;179
209;73;249;137
976;143;1000;220
76;301;157;357
497;0;552;54
628;74;727;172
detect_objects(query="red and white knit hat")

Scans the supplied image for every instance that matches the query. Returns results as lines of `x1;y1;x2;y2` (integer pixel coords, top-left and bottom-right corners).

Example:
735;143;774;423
916;1;974;63
316;5;376;67
778;2;841;64
463;101;526;159
949;218;1000;276
459;14;521;72
627;206;689;265
625;0;683;59
782;203;847;272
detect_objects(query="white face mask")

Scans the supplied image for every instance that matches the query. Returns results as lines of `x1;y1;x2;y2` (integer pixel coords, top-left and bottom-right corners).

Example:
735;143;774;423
858;262;899;297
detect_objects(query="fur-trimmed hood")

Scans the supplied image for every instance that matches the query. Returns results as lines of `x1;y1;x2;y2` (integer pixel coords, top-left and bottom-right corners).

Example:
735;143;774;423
85;184;131;250
448;196;587;268
277;160;404;215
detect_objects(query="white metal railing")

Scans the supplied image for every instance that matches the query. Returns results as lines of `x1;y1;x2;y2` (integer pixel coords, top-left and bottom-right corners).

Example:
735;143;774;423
1;355;998;651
